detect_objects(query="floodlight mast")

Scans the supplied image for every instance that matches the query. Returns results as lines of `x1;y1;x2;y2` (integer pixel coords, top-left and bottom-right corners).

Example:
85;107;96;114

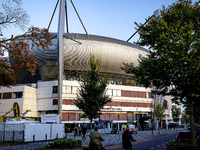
47;0;87;123
127;9;161;42
57;0;65;123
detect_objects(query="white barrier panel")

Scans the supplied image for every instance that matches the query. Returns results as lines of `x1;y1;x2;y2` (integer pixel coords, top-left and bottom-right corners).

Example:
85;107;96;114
51;124;64;139
24;124;51;142
0;123;25;131
0;123;64;142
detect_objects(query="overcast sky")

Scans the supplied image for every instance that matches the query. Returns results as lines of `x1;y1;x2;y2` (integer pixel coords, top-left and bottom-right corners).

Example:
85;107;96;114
3;0;194;43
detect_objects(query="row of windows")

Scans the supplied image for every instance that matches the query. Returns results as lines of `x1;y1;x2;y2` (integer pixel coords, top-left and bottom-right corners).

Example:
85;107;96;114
53;86;152;98
0;92;23;99
62;112;149;122
53;99;152;108
53;86;78;94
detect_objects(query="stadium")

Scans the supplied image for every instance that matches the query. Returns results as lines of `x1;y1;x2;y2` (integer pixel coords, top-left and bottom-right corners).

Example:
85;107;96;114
0;32;161;131
18;33;149;85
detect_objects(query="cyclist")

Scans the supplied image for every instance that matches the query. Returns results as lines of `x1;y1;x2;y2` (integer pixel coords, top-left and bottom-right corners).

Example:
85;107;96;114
89;125;105;150
122;126;136;150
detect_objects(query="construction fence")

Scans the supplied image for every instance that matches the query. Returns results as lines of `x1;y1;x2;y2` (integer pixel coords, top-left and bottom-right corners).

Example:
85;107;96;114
0;123;64;142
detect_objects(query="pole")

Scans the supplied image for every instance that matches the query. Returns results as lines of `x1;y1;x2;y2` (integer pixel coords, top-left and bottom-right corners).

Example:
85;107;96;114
127;15;154;42
57;0;65;123
70;0;88;35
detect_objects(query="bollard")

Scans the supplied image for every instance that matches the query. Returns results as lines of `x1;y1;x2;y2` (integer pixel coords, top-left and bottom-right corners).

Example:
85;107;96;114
45;134;47;141
33;135;35;143
12;130;15;141
22;130;25;142
56;133;58;139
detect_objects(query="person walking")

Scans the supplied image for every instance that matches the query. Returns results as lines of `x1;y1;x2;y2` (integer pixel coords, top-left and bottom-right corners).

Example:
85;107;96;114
122;126;136;150
82;125;87;140
89;125;105;150
79;126;82;136
75;126;78;136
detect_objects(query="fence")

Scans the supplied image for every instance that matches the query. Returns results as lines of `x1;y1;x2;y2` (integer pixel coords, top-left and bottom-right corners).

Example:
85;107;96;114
0;123;64;142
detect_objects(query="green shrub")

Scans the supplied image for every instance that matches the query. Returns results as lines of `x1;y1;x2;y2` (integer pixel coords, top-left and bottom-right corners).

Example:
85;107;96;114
46;138;82;149
167;142;200;150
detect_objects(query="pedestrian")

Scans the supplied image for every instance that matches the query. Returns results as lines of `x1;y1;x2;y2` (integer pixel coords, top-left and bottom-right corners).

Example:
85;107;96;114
89;125;105;150
79;126;82;136
75;126;78;135
82;125;87;140
122;127;136;150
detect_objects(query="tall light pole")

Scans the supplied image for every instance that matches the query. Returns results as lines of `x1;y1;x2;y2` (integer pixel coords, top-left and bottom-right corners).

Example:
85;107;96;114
57;0;65;123
127;9;161;42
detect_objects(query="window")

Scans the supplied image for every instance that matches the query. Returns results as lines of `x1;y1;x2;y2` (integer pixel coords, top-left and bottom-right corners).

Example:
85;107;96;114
72;86;77;94
117;90;121;96
106;89;112;96
13;92;23;99
53;86;58;93
163;100;168;109
146;92;152;98
53;99;58;105
113;90;117;96
63;86;71;94
2;92;12;99
113;90;121;96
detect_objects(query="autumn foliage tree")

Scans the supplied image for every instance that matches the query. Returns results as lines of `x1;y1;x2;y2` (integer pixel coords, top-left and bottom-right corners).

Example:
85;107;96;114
0;0;52;86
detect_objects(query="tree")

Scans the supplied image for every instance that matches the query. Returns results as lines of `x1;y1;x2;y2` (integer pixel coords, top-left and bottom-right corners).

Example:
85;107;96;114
171;106;181;130
0;0;29;31
0;0;52;86
74;55;112;129
122;0;200;145
183;113;190;124
153;103;165;134
185;97;200;124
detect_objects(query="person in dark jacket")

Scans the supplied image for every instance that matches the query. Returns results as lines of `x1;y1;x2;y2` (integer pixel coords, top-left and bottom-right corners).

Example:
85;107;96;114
82;125;87;140
122;127;136;150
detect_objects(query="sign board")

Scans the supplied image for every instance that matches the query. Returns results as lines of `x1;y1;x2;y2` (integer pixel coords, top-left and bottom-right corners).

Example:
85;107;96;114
41;114;60;124
101;107;122;111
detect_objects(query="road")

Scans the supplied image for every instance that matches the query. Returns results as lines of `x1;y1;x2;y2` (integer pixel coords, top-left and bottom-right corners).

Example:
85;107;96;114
105;132;177;150
132;133;176;150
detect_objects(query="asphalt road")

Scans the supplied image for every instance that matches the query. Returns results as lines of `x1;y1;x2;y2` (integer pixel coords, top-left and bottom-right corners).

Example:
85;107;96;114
132;133;176;150
105;132;177;150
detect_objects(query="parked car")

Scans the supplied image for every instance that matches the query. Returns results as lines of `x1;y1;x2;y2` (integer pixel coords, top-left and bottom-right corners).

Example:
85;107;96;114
175;132;191;142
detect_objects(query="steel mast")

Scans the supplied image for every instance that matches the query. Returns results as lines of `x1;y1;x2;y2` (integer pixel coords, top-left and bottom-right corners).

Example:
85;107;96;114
57;0;65;123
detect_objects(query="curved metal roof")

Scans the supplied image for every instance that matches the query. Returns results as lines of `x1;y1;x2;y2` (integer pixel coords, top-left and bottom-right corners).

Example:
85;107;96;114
50;33;149;52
